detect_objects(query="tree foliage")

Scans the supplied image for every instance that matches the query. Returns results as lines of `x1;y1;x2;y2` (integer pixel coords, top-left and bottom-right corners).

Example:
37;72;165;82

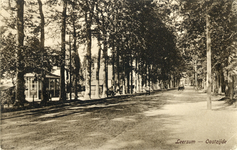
1;0;188;103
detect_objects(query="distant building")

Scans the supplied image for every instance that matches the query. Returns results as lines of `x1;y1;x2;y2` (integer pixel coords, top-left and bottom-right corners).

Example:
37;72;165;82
0;72;60;101
90;63;113;95
24;73;60;100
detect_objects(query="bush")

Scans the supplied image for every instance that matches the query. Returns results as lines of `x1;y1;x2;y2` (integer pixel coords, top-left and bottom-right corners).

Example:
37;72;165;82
0;87;15;108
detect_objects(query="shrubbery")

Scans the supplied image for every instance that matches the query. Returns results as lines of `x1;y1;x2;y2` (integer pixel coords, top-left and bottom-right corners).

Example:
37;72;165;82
0;87;15;109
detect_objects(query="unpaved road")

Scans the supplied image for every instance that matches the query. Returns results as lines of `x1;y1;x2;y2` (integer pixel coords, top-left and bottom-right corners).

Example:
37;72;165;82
1;87;237;150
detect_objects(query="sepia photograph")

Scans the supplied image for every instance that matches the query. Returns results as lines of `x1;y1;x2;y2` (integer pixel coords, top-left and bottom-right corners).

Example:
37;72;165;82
0;0;237;149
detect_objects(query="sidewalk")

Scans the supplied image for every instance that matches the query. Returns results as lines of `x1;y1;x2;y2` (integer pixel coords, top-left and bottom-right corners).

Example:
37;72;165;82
161;88;237;150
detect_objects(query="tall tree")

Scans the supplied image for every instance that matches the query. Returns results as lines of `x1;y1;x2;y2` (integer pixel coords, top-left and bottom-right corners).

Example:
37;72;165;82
72;2;80;101
15;0;26;106
94;2;102;98
38;0;48;106
84;1;93;99
206;13;211;109
180;0;237;109
59;0;67;101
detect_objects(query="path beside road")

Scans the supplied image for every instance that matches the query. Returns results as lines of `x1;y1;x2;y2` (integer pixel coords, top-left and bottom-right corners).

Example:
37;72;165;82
95;87;237;150
159;87;237;150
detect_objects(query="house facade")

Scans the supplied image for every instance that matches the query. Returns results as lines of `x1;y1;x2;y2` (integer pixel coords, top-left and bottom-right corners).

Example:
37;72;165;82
24;73;60;100
90;63;113;95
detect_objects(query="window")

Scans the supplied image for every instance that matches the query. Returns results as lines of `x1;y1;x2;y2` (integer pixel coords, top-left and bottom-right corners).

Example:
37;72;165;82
31;79;37;91
25;78;28;90
50;79;54;90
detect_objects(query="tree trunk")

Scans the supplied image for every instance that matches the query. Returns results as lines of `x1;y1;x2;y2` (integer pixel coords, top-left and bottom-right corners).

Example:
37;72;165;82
227;71;234;101
206;14;212;109
95;37;102;98
215;70;220;94
84;8;92;99
219;68;225;94
195;59;197;90
138;59;141;92
69;37;72;100
135;58;138;93
112;39;115;94
145;63;148;88
72;51;80;100
112;14;116;94
94;3;101;98
139;74;142;92
59;0;67;101
126;56;130;94
230;75;234;100
148;64;151;94
15;0;25;107
38;0;48;106
204;73;207;90
130;54;133;94
102;32;108;98
122;56;126;95
174;76;176;88
116;46;120;94
72;3;79;100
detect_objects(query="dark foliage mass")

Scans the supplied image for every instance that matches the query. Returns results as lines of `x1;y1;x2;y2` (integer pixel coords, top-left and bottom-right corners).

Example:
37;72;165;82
9;0;237;106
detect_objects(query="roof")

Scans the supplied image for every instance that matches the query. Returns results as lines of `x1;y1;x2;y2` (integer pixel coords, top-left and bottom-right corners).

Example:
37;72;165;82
46;73;60;79
25;72;60;79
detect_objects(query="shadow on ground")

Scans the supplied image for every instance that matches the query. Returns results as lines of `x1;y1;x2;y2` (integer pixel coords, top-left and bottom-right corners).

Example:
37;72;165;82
1;89;185;150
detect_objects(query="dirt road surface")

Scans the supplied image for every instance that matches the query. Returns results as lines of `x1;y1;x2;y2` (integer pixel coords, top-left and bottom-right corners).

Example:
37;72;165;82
1;86;236;150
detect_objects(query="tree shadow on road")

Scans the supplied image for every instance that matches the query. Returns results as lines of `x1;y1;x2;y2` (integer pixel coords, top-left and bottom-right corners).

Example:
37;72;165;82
1;91;165;121
1;90;187;150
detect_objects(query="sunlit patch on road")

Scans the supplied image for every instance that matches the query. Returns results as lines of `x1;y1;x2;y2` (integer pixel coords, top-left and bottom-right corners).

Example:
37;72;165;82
99;139;144;150
68;106;85;110
40;120;57;124
143;109;163;116
112;116;137;122
87;132;105;137
91;118;100;120
66;120;78;123
86;104;107;108
38;112;61;118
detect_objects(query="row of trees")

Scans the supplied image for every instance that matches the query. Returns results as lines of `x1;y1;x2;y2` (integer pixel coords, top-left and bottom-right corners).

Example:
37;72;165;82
178;0;237;108
1;0;68;105
77;0;185;98
1;0;186;106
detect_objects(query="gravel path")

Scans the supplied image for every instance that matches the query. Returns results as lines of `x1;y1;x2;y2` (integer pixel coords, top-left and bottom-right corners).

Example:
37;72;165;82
159;87;237;150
